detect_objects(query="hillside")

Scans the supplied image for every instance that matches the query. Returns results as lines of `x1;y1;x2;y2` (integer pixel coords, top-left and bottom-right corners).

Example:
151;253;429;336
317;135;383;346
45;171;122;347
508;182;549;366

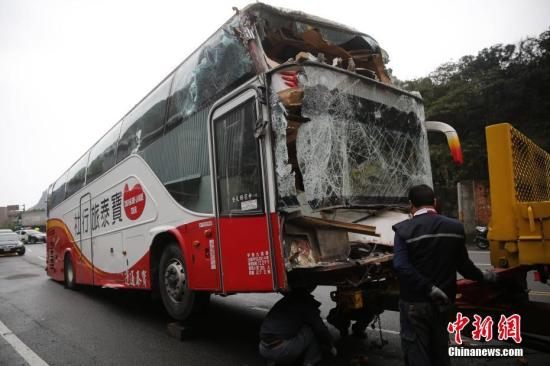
403;28;550;215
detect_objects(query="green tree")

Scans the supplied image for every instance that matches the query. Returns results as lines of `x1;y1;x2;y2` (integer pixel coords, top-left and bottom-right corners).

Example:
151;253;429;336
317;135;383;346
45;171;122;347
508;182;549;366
404;28;550;215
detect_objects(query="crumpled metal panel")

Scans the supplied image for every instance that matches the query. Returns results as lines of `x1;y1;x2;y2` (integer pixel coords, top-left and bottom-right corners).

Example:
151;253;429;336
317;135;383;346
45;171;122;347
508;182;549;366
250;3;372;47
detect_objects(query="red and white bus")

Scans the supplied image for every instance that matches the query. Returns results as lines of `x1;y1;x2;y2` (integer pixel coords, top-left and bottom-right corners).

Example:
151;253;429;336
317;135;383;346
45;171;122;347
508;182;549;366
46;3;462;321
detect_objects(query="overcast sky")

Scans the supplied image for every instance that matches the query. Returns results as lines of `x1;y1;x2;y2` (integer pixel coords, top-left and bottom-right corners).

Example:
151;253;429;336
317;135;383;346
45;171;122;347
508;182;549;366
1;0;549;208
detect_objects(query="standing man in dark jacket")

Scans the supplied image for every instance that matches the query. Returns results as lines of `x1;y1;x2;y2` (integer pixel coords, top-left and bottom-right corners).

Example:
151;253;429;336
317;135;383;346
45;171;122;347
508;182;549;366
392;184;495;366
259;286;337;366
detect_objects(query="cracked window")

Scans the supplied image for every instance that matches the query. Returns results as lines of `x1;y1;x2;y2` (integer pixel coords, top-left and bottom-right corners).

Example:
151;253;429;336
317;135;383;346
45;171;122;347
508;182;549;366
271;65;432;210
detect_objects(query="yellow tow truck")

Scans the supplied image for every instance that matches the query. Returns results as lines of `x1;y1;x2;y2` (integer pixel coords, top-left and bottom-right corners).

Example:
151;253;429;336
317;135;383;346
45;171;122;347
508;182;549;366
455;123;550;345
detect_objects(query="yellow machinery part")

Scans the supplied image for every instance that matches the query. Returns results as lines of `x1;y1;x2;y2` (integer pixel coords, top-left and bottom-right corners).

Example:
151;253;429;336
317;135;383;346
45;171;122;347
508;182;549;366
486;123;550;268
331;289;364;311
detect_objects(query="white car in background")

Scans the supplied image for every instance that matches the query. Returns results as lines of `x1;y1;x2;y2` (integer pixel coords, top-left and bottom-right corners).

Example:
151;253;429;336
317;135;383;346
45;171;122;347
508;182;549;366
0;230;25;255
16;229;46;244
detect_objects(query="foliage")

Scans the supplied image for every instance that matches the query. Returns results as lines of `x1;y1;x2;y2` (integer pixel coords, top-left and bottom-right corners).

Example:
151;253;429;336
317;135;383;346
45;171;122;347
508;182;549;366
403;29;550;215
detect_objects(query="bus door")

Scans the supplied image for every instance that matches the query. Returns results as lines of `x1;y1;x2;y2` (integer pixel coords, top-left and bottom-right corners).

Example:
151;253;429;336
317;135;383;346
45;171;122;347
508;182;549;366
78;193;94;285
210;89;277;292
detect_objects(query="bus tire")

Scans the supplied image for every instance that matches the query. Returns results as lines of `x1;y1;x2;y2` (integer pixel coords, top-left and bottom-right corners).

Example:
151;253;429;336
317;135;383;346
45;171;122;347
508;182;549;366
159;243;206;321
64;253;77;290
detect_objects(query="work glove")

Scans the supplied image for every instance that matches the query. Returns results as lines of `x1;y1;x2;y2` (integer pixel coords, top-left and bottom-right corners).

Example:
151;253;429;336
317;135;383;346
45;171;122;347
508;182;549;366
482;270;497;283
429;285;450;312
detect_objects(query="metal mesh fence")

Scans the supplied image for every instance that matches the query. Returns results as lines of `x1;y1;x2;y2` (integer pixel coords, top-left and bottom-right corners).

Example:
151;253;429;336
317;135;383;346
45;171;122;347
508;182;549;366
510;127;550;202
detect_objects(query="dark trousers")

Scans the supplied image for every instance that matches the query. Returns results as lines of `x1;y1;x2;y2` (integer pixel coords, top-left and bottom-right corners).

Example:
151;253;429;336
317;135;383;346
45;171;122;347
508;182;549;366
399;300;450;366
259;325;322;365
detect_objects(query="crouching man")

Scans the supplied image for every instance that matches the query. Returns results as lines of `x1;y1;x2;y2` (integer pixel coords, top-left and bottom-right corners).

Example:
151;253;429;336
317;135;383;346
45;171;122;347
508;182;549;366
259;286;337;366
393;185;496;366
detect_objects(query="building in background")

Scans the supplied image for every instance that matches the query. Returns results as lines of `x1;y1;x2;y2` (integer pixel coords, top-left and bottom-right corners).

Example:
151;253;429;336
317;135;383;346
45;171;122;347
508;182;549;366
0;207;8;227
0;205;21;228
21;210;47;231
0;190;48;230
23;190;47;231
457;180;491;236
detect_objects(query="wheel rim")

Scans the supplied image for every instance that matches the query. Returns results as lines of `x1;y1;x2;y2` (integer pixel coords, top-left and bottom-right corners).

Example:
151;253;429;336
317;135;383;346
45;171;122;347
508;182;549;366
164;259;186;303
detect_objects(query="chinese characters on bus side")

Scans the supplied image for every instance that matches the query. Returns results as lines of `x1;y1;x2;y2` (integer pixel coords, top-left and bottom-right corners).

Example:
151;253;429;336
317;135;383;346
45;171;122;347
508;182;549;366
124;269;148;288
232;192;259;211
112;192;123;223
232;192;258;203
74;192;125;235
247;251;271;276
448;312;522;344
73;184;146;236
209;239;216;270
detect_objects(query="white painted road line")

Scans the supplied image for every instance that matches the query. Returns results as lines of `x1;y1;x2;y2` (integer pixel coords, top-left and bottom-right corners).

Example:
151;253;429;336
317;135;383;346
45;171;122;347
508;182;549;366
377;328;400;335
252;306;269;312
37;256;46;261
27;248;32;253
0;319;49;366
529;290;550;297
469;251;490;254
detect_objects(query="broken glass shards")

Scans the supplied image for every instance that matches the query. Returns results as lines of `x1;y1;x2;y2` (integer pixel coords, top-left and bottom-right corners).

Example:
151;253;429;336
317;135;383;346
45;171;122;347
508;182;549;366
270;91;299;207
298;66;432;209
270;65;432;211
167;17;256;125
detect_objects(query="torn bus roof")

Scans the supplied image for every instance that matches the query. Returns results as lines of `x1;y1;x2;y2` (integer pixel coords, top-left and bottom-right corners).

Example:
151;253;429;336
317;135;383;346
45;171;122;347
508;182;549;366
239;2;391;84
246;3;365;36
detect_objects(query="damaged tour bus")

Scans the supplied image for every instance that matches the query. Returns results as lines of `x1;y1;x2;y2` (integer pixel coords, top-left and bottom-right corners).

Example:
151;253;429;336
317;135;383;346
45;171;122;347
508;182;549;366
46;3;462;326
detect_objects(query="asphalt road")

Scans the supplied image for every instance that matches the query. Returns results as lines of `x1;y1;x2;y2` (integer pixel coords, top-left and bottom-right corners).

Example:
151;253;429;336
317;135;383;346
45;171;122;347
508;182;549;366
1;244;549;366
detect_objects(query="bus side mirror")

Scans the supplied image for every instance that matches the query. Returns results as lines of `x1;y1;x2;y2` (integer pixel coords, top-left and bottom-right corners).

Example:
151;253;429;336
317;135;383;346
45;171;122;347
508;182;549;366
425;121;463;165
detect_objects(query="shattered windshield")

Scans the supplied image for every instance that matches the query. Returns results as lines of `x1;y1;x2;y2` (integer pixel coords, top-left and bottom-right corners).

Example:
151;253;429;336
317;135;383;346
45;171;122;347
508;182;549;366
271;65;432;210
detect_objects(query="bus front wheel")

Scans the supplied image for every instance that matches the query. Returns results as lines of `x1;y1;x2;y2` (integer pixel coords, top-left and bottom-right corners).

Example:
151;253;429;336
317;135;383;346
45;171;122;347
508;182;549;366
159;243;208;321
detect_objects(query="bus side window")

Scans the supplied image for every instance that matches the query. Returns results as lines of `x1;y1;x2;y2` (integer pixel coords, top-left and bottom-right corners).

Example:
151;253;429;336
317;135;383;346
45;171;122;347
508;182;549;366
65;152;90;199
46;184;54;214
143;106;213;214
117;76;172;163
214;99;264;216
51;172;68;208
87;121;121;184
